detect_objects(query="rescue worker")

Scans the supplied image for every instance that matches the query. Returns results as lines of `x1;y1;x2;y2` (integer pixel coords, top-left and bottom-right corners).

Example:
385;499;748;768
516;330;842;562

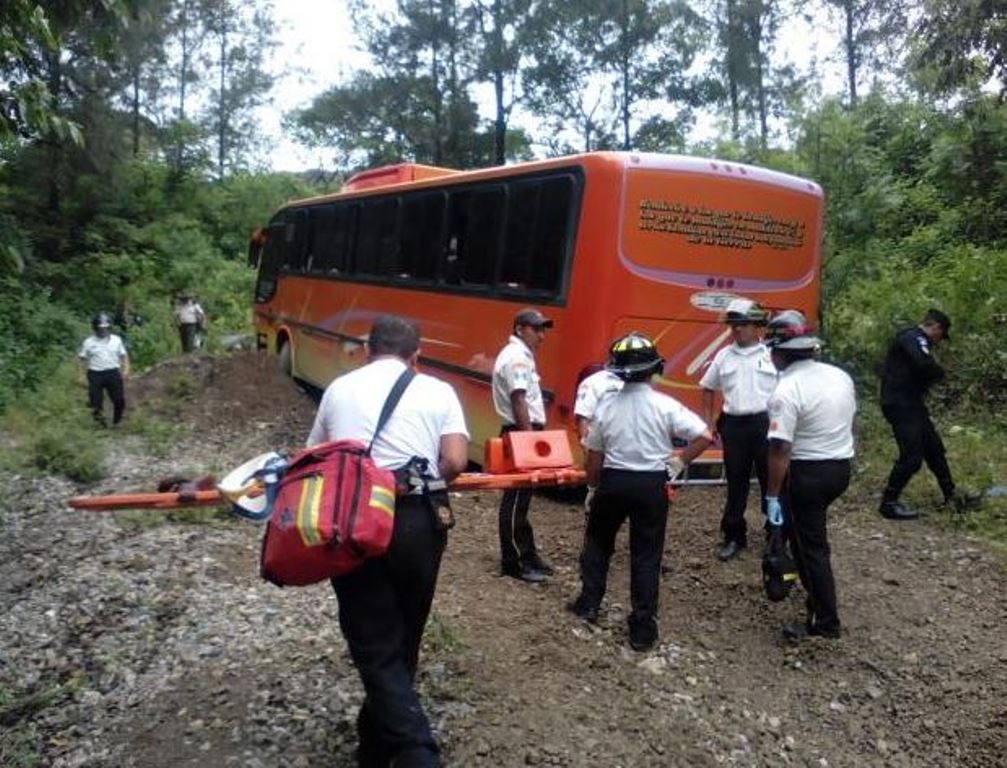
78;312;129;427
574;360;624;515
173;293;206;352
763;310;855;640
700;298;776;561
570;332;713;651
306;315;469;767
878;309;961;519
492;307;555;583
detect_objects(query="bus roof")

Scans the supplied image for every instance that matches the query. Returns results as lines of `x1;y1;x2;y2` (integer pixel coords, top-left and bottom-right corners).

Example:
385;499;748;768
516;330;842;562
279;152;822;211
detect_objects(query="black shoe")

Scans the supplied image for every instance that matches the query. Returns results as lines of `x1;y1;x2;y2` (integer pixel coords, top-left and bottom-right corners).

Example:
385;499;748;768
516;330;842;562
781;622;840;641
567;597;599;624
717;540;745;561
879;500;919;520
944;491;983;513
524;553;555;576
628;616;658;652
501;563;548;583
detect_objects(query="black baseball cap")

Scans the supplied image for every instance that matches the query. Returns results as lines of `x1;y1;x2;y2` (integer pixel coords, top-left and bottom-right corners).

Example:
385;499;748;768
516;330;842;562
514;308;554;329
924;308;951;339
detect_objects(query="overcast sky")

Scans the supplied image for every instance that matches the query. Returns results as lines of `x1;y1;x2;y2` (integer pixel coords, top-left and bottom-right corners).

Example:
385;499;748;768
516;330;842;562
261;1;843;172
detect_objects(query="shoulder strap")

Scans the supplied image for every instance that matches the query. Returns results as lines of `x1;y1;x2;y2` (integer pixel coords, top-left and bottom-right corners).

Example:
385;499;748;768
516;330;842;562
367;367;416;456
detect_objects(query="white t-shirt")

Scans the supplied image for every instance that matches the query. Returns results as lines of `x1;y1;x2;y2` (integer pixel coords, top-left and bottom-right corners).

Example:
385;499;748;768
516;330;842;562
574;369;624;420
78;334;128;371
585;384;708;471
699;342;777;415
492;335;545;425
306;357;469;477
174;301;205;325
767;359;856;461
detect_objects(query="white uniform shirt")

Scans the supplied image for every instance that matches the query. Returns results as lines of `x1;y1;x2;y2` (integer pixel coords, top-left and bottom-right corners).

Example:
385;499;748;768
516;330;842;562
492;335;545;425
78;334;128;371
585;383;708;471
174;301;205;325
767;359;856;460
307;357;469;477
574;369;624;421
699;342;777;414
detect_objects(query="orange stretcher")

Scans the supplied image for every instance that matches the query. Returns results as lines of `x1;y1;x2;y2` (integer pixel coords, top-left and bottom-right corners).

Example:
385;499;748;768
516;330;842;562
68;431;587;512
67;468;589;512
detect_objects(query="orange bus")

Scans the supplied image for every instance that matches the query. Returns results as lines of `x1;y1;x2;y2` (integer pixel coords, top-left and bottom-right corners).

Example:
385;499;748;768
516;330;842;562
249;152;823;466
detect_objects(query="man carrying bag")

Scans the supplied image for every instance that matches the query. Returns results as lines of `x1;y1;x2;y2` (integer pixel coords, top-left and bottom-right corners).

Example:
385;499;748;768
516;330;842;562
306;315;469;768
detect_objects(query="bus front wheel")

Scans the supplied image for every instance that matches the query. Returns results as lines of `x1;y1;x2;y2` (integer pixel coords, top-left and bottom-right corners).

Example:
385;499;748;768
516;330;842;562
277;337;292;378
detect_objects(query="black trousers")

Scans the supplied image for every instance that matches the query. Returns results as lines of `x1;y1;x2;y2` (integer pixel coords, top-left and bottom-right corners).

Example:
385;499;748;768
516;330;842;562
87;369;125;425
718;412;769;545
179;322;199;352
881;404;955;501
579;469;668;642
331;496;447;768
498;423;543;569
782;459;850;633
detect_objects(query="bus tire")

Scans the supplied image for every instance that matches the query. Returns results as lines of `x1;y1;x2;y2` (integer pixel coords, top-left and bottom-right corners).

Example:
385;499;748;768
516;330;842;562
277;337;292;378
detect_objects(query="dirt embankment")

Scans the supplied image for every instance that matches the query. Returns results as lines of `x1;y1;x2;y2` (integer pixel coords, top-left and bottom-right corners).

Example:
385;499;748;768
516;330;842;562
1;352;1004;767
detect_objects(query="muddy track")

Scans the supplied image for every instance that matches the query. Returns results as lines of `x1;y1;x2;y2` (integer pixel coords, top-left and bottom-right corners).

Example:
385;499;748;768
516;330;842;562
1;352;1003;767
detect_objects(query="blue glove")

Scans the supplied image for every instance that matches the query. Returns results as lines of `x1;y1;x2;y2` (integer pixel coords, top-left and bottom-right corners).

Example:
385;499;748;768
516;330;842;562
765;496;783;527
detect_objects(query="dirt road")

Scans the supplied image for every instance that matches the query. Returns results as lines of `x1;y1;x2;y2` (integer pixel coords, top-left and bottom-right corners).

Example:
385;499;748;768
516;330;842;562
1;353;1004;767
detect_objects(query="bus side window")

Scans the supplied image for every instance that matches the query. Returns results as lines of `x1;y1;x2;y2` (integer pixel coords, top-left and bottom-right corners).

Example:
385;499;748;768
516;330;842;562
310;205;348;275
400;192;444;282
445;186;502;286
357;197;400;278
284;210;308;272
255;219;287;302
530;175;574;292
500;174;573;295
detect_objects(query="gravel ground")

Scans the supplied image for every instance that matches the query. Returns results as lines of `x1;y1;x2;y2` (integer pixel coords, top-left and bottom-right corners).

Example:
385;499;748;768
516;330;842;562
1;352;1004;767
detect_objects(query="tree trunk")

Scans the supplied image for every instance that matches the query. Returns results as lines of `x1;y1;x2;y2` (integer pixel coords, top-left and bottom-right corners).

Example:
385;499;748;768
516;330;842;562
845;0;857;108
493;0;506;165
218;20;227;179
620;0;631;150
132;67;141;156
726;0;740;141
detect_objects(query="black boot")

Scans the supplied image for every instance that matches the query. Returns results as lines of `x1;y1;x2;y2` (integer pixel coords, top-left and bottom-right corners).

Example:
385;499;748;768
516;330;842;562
879;500;919;520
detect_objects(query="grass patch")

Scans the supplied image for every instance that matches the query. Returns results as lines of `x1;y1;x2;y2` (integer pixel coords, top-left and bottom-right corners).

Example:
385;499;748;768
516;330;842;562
853;400;1007;547
423;612;465;655
123;411;181;457
114;504;232;531
2;362;107;483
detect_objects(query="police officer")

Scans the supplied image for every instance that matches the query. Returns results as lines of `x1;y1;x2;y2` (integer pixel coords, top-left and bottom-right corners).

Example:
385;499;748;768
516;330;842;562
763;311;855;640
492;307;554;583
307;315;469;768
878;309;960;520
570;333;713;651
78;312;130;427
700;298;775;561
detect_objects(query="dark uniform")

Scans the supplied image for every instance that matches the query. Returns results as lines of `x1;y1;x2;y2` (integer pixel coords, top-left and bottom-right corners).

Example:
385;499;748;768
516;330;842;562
879;316;955;518
571;333;712;651
764;310;855;639
306;316;469;768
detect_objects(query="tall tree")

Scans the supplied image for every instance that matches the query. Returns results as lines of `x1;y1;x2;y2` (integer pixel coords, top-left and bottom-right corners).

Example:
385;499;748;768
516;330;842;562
203;0;275;178
911;0;1007;98
524;0;617;152
819;0;912;108
472;0;532;165
119;0;174;156
0;1;81;148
